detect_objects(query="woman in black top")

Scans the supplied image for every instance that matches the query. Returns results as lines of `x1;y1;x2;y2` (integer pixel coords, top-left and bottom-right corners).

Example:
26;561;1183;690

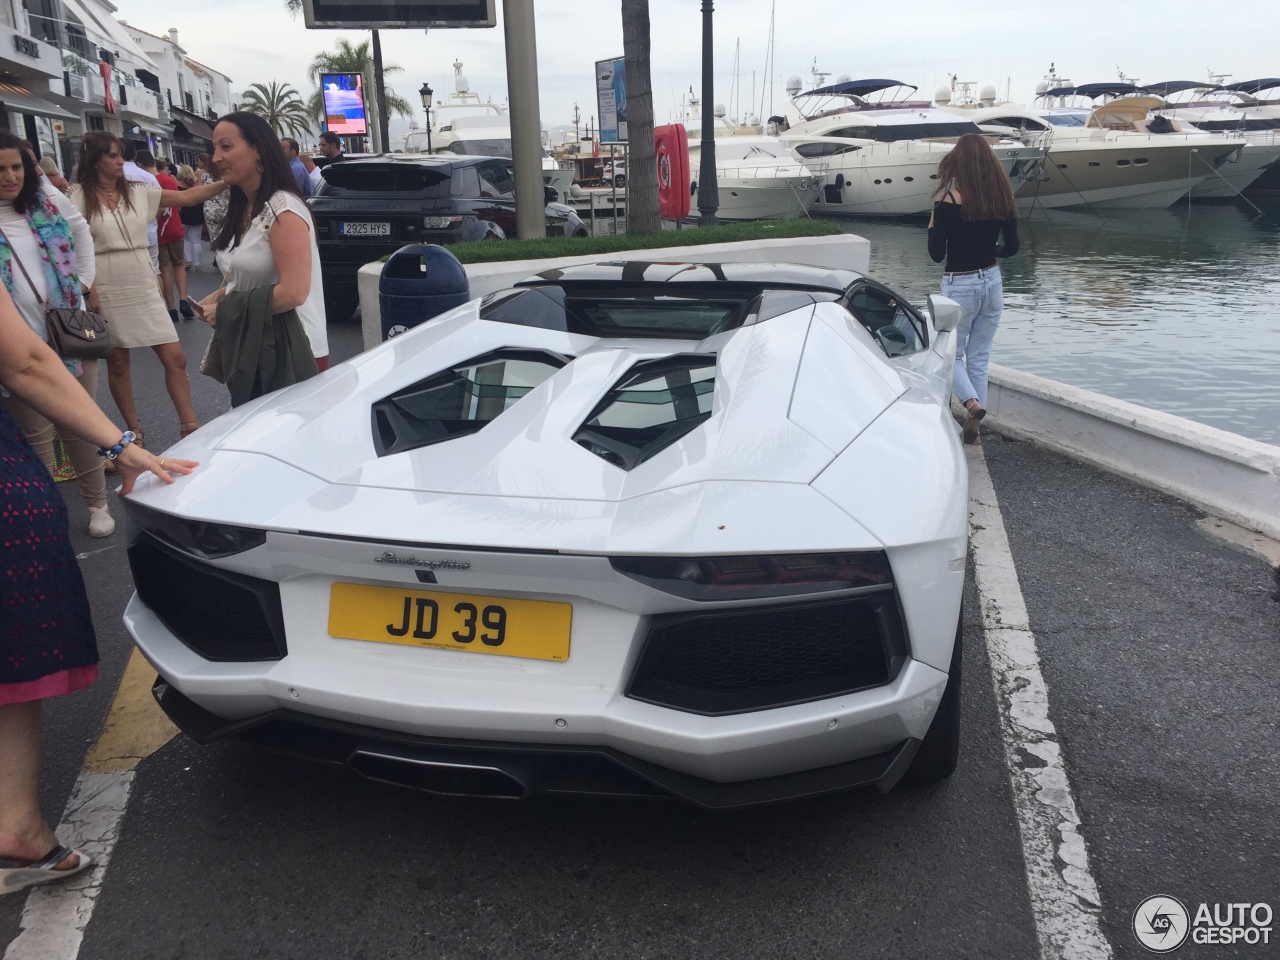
927;133;1020;444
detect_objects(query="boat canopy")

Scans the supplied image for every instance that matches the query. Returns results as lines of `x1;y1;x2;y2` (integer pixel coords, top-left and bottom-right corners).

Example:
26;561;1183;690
1142;81;1217;96
802;79;915;98
1221;78;1280;95
1072;82;1141;99
1086;96;1164;129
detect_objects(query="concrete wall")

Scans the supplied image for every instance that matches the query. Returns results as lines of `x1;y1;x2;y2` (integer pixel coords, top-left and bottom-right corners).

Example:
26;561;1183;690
986;363;1280;542
358;234;871;351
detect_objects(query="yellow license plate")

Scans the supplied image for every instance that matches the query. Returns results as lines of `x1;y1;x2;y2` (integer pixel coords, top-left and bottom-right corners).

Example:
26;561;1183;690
328;582;571;661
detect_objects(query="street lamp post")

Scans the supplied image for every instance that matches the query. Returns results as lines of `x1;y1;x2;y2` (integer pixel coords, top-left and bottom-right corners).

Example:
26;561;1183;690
419;82;434;153
698;0;719;225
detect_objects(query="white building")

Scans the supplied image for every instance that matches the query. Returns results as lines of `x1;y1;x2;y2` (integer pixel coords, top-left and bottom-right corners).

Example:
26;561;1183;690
0;1;233;176
121;24;233;164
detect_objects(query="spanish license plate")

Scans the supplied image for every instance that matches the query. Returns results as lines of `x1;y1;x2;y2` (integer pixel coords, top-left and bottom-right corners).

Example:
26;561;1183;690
328;582;571;661
338;221;391;237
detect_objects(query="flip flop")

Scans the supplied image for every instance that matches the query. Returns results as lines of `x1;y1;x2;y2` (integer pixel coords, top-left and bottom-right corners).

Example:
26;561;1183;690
0;844;93;896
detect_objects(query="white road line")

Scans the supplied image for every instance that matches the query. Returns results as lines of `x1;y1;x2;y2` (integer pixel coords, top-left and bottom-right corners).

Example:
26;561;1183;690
967;446;1113;960
4;772;135;960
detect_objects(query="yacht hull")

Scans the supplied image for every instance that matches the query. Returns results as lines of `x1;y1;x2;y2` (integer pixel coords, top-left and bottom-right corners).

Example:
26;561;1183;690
1016;140;1228;209
692;173;824;220
1185;140;1280;199
806;145;949;217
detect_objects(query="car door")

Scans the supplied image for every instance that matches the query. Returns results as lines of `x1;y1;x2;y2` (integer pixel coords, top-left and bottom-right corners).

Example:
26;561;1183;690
474;160;517;237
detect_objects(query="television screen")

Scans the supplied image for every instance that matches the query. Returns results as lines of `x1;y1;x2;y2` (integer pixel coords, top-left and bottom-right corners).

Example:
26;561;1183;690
321;73;367;135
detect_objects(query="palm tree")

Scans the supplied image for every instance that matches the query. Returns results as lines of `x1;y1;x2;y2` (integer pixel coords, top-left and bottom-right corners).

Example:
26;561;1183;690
621;0;660;232
308;37;413;123
239;81;313;139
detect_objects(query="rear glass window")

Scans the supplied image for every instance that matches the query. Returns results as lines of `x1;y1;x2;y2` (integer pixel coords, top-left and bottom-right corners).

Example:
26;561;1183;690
317;165;452;196
481;284;759;340
574;356;716;469
371;350;566;457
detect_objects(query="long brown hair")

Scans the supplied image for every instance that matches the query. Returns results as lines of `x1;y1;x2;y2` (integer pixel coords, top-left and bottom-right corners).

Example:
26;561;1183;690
210;112;302;252
74;131;134;221
196;153;218;181
933;133;1018;221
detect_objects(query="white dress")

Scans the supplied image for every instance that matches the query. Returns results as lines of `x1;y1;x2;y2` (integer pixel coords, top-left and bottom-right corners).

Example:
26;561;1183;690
216;191;328;359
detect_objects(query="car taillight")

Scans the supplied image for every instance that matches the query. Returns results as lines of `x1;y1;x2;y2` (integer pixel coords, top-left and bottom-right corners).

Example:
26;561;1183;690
423;216;464;229
610;552;892;601
123;500;267;559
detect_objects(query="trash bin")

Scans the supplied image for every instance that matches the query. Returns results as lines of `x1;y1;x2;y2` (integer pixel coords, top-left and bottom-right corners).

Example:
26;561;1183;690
378;244;470;341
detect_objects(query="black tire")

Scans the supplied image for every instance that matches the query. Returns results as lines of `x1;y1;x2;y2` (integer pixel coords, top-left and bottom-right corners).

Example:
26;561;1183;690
323;283;360;324
614;174;626;188
906;609;962;782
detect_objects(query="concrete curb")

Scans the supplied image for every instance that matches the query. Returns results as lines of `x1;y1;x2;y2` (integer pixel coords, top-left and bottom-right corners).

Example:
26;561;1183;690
358;234;871;350
985;363;1280;541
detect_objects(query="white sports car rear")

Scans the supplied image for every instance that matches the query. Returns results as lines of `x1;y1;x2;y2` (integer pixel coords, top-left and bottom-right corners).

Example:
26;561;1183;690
124;261;968;809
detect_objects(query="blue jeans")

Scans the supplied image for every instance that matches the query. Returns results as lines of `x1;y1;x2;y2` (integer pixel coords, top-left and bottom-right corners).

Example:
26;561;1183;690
941;265;1004;407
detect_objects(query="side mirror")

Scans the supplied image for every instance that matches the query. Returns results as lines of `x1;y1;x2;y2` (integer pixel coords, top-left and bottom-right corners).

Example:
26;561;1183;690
928;294;964;333
543;184;558;205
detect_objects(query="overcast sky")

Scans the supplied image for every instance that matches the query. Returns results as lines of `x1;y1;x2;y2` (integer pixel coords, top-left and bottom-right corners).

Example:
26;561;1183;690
112;0;1279;140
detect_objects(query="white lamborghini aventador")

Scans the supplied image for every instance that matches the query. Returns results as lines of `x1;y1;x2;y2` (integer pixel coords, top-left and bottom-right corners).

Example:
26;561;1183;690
123;261;969;809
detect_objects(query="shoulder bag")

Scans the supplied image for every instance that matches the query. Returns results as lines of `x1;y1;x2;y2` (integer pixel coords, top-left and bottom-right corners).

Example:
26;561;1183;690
0;225;111;360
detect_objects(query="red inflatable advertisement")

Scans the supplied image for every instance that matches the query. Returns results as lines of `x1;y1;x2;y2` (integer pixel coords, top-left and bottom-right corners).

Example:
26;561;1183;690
654;123;691;220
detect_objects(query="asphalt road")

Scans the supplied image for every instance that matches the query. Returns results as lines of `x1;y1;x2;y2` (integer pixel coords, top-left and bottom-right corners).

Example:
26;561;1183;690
2;274;1277;958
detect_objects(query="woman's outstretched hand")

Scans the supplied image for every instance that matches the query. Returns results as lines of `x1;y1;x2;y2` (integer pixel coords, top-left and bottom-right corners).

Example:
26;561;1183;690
113;444;198;496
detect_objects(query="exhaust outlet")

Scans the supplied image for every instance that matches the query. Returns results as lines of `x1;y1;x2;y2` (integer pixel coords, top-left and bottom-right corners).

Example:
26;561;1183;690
350;746;529;799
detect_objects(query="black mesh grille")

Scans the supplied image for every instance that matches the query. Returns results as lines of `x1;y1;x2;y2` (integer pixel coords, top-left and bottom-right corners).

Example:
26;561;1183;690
628;594;905;715
128;535;286;662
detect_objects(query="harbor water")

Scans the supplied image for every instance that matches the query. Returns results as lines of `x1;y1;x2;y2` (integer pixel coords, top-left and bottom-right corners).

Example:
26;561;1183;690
830;199;1280;446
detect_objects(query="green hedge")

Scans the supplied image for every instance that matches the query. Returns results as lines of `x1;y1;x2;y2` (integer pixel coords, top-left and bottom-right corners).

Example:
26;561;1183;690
435;219;845;264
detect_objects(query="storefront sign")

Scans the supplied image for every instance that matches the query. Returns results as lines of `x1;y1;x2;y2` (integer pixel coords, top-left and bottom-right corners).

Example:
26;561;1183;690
12;35;40;59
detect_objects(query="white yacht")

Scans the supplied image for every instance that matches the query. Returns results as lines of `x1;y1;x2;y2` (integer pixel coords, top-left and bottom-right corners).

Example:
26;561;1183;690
678;106;824;220
403;61;575;202
686;133;825;219
776;79;1046;217
936;77;1245;209
1142;80;1280;199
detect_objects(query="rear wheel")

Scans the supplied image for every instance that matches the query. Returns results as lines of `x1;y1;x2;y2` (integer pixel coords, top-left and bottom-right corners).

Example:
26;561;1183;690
613;174;626;188
906;609;962;782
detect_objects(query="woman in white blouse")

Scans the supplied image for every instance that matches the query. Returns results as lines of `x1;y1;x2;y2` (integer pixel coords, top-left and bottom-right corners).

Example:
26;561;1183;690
0;133;114;537
195;113;328;370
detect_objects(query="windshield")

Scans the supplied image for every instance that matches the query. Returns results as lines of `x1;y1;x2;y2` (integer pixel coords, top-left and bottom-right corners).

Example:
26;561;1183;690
1043;113;1088;127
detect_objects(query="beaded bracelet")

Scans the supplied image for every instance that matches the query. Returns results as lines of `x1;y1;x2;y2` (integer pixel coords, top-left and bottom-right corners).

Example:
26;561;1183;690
97;431;136;460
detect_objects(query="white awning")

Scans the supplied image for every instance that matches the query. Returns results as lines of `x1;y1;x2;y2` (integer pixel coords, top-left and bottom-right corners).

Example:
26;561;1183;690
59;0;160;73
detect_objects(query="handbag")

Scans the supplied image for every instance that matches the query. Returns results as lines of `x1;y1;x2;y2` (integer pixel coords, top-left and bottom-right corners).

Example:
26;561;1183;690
0;226;110;360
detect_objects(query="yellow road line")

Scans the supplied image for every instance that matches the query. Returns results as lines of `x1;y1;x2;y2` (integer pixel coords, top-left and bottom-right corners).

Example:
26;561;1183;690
81;648;179;774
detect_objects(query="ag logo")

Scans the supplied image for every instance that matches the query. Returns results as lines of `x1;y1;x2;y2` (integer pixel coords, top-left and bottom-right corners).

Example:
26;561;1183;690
1133;895;1190;953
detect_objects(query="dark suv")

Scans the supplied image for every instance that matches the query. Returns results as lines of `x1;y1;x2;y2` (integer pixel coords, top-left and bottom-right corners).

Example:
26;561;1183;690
310;154;588;321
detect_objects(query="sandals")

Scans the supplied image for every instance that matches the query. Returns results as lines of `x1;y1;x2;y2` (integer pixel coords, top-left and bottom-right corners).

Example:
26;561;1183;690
1;844;93;896
962;400;985;445
179;420;200;439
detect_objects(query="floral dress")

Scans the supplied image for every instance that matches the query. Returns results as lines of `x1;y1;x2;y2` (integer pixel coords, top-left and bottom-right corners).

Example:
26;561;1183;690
0;402;97;704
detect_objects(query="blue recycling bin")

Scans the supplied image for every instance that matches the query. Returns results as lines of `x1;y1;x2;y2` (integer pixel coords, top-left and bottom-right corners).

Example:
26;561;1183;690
378;244;470;341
